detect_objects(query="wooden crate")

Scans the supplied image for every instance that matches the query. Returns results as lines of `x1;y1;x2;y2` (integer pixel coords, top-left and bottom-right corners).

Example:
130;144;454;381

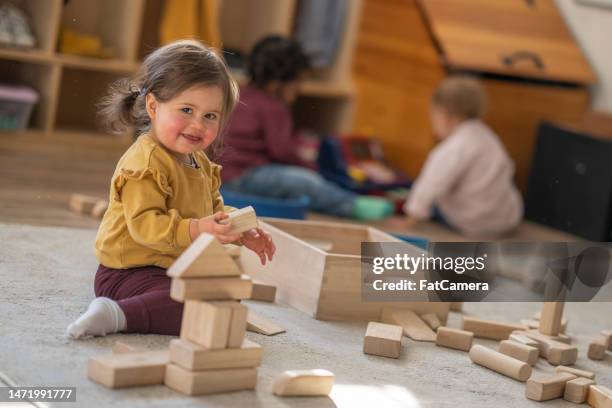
239;218;449;322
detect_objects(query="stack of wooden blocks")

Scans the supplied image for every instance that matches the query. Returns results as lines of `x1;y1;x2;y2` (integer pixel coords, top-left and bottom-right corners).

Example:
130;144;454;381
164;233;261;395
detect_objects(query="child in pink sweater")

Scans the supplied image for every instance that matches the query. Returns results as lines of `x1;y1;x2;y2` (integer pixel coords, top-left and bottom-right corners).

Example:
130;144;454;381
404;76;523;237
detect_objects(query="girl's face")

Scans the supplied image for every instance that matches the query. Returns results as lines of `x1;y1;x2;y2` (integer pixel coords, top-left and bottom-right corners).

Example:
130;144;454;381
145;85;224;157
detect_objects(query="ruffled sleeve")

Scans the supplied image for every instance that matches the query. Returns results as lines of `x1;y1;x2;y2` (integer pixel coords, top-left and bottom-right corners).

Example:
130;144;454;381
210;163;235;213
112;167;173;202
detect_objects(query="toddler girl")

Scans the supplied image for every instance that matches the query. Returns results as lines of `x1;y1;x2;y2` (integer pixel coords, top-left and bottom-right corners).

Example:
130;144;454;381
404;76;523;237
67;40;275;338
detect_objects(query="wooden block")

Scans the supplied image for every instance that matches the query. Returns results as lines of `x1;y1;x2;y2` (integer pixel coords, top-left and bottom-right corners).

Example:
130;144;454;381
91;200;108;219
363;321;403;358
588;335;608;360
588;385;612;408
469;345;532;381
602;330;612;351
180;301;233;349
272;369;335;397
246;310;286;336
170;274;252;302
169;338;262;370
514;330;578;366
449;302;463;312
164;363;256;395
526;372;577;401
555;365;595;380
499;340;539;366
220;206;258;234
224;244;241;258
227;302;248;348
420;313;441;331
69;193;99;215
87;350;169;388
509;333;539;348
250;281;276;302
532;311;568;333
462;316;527;341
111;341;144;354
539;302;565;336
436;326;473;351
381;308;436;342
564;377;596;404
520;319;540;330
167;234;241;278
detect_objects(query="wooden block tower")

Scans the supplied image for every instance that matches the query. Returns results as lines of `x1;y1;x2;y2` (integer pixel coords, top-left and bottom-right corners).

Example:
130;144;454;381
164;233;261;396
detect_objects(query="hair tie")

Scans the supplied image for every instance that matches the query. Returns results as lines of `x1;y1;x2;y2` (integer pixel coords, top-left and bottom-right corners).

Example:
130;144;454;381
139;86;148;97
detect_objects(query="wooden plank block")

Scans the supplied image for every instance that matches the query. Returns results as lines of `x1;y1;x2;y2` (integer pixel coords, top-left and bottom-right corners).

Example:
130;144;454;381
381;308;436;342
539;302;565;336
223;244;241;258
227;302;247;348
449;302;463;312
170;274;252;302
526;372;577;401
469;345;532;381
111;341;144;354
513;330;578;366
87;350;169;388
250;281;276;302
498;340;539;366
180;301;232;349
555;365;595;380
220;206;258;234
272;369;335;397
91;200;108;219
169;338;262;370
69;193;99;215
532;311;568;333
164;363;257;395
509;333;539;348
167;234;241;278
462;316;527;340
246;310;285;336
588;385;612;408
520;319;540;330
602;330;612;351
564;377;595;404
588;335;609;360
420;313;441;331
363;321;402;358
436;327;473;351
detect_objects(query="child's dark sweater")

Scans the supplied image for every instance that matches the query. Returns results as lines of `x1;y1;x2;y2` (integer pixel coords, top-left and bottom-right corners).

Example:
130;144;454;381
220;85;301;182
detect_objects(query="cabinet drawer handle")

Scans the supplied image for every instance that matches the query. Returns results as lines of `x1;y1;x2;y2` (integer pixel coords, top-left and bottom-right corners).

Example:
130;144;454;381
501;51;545;70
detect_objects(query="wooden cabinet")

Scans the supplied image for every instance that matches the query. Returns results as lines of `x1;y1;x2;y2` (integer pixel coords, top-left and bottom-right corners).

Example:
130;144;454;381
353;0;595;191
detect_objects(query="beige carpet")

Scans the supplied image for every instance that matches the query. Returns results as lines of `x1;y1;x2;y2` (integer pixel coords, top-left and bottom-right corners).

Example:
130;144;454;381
0;222;610;408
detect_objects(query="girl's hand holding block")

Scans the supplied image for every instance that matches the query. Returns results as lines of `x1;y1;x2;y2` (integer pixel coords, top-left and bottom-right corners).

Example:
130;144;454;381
192;212;241;244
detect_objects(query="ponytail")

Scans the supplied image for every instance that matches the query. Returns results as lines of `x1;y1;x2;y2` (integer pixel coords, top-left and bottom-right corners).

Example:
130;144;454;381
98;78;149;135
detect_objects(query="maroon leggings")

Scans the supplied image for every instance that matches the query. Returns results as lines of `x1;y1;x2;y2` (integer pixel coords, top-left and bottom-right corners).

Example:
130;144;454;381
94;264;183;335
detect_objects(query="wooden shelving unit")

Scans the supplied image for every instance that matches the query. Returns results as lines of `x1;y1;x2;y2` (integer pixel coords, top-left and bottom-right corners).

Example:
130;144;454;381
0;0;361;136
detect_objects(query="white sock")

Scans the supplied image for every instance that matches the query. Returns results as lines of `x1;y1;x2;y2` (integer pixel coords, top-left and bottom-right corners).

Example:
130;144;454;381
66;297;127;339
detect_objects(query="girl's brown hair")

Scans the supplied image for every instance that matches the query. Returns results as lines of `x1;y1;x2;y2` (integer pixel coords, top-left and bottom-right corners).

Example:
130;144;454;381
99;39;239;157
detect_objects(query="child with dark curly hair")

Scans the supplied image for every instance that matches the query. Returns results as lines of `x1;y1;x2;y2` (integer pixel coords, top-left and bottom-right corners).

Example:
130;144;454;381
221;35;393;220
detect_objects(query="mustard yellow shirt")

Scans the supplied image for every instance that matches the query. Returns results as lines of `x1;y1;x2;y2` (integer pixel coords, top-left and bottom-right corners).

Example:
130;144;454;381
95;134;230;269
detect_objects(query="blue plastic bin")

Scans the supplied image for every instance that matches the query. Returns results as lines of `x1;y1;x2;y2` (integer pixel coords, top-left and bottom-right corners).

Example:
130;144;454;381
392;234;429;250
221;188;310;220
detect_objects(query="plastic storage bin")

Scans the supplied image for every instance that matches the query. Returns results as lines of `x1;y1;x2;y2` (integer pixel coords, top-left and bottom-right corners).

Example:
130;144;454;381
0;84;39;131
220;188;310;220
